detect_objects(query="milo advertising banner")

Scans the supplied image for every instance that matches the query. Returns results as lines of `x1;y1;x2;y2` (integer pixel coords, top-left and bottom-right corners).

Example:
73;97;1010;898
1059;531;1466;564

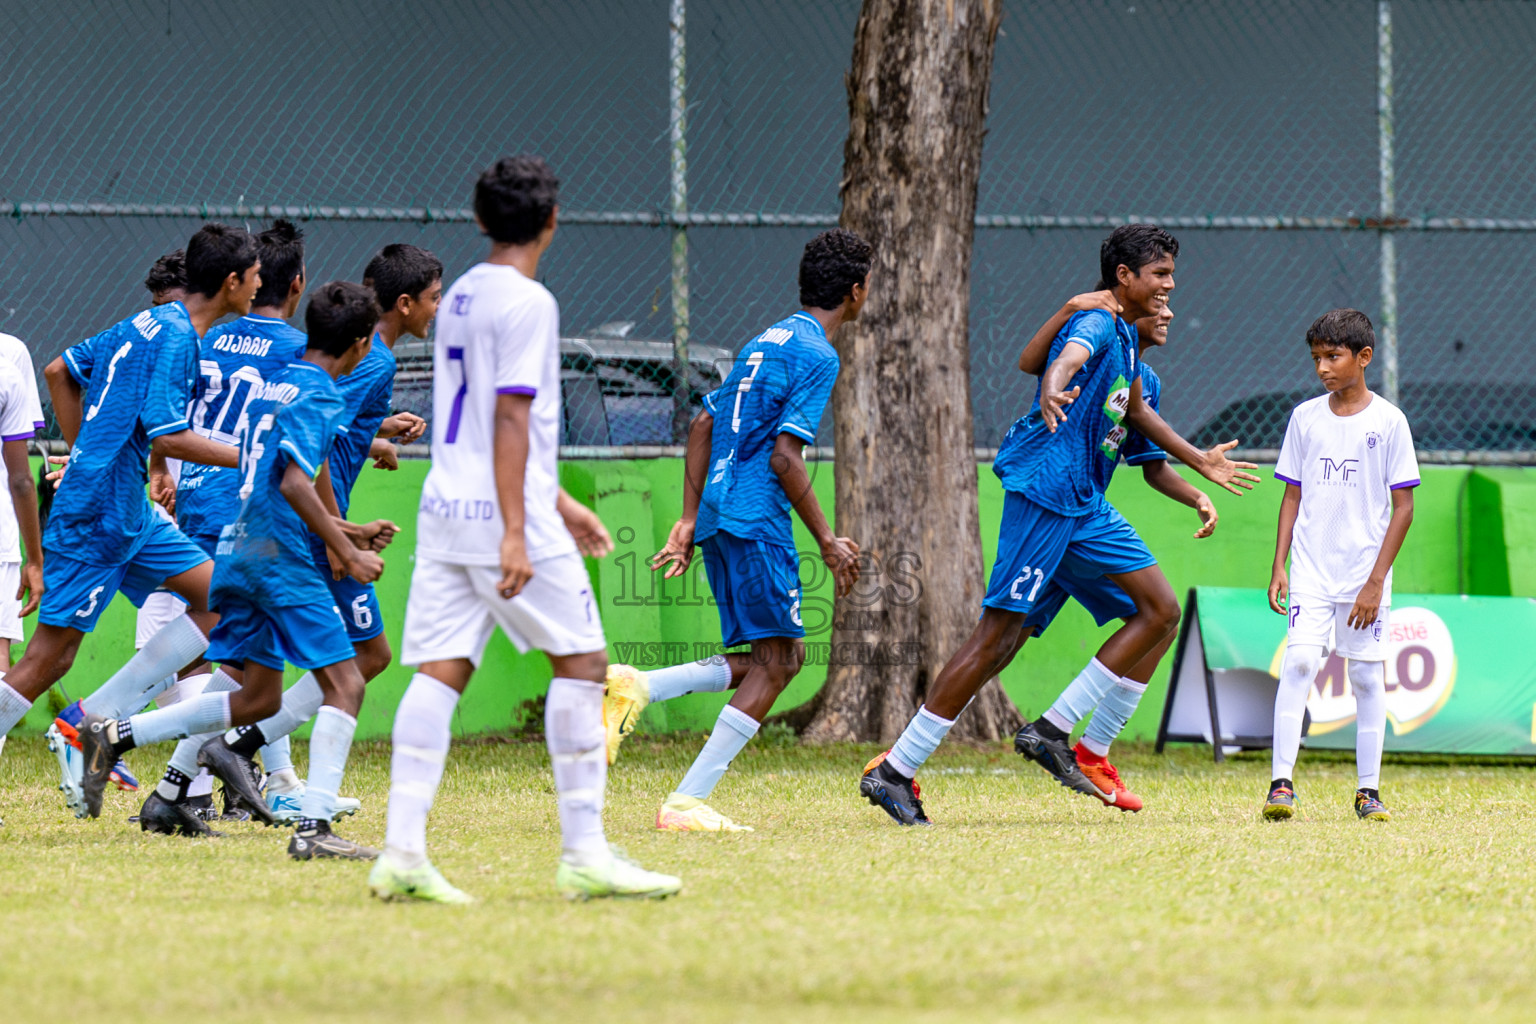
1156;587;1536;759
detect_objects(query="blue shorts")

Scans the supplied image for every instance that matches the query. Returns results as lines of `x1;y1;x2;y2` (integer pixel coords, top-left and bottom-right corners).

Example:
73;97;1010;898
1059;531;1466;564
700;532;804;649
207;596;355;671
187;532;220;560
308;535;384;643
1022;571;1138;637
983;492;1155;617
39;514;210;631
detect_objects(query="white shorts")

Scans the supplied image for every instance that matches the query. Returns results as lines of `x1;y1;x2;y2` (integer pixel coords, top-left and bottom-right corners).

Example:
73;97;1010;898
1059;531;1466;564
0;562;22;642
1287;592;1389;662
136;589;189;649
401;551;605;666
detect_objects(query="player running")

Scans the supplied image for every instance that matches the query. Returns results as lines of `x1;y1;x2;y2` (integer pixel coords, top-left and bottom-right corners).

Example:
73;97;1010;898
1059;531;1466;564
860;224;1259;825
601;229;866;833
370;155;680;903
0;224;259;820
202;243;438;823
1265;309;1416;822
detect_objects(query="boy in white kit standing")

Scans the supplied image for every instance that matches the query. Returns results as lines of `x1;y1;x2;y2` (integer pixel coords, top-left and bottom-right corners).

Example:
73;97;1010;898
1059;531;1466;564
1265;308;1417;822
369;155;681;903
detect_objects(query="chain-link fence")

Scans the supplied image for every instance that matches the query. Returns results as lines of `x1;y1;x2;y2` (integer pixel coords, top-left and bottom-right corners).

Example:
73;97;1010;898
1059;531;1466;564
3;0;1533;458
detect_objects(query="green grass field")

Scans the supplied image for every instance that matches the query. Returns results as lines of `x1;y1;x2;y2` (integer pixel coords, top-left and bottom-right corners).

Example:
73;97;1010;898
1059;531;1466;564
1;735;1532;1024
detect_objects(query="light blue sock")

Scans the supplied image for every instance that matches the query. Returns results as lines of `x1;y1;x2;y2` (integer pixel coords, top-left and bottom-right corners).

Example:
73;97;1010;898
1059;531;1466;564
226;672;323;748
674;704;759;800
298;706;356;823
82;614;207;718
1081;678;1147;757
1043;658;1120;733
886;706;956;778
129;691;231;747
260;735;294;776
156;670;242;800
648;659;733;703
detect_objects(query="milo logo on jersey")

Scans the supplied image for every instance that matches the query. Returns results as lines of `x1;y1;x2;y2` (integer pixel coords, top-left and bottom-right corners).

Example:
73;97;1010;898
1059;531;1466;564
1098;374;1132;460
1267;606;1457;735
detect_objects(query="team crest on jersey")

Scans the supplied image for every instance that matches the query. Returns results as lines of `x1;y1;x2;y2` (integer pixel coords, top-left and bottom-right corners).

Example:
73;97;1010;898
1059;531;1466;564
1099;374;1131;460
1366;431;1381;449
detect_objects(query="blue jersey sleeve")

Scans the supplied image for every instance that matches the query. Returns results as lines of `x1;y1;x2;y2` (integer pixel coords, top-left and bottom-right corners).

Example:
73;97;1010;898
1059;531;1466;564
1061;310;1115;358
778;353;838;443
141;332;195;439
63;338;95;386
1121;367;1167;466
275;390;344;481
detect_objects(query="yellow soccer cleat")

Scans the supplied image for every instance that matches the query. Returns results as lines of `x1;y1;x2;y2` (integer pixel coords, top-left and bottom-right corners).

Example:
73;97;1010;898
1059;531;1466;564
602;664;651;765
655;792;754;833
369;853;474;905
556;846;682;901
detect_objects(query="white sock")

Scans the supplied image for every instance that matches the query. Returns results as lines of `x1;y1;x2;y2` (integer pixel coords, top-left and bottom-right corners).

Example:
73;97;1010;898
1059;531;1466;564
1043;658;1120;733
674;704;760;800
158;670;240;799
156;671;211;709
298;706;357;824
187;769;215;799
82;613;207;718
130;691;231;747
384;673;459;869
1350;659;1387;790
260;736;294;777
545;677;609;864
231;672;323;748
647;659;733;703
0;679;32;736
1272;644;1324;781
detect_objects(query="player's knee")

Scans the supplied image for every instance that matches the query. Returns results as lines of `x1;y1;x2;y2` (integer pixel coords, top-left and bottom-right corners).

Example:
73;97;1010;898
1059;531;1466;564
550;649;607;685
1347;658;1385;695
1139;592;1180;638
1282;644;1322;682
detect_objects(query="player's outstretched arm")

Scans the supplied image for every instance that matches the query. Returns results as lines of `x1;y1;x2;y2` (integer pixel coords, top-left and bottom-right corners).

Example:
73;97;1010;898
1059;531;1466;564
492;392;534;599
1268;482;1301;614
151;429;239;469
1124;382;1261;494
1141;460;1218;539
769;432;859;597
1348;486;1414;630
3;438;43;616
278;460;383;584
1018;291;1122;375
651;408;713;579
1038;344;1089;432
43;357;83;446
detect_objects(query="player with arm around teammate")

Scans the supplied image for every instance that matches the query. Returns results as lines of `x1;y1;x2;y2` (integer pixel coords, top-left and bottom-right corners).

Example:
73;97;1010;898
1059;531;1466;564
1264;309;1416;822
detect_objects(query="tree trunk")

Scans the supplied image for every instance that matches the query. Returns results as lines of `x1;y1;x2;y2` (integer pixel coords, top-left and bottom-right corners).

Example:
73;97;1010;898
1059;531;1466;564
792;0;1019;744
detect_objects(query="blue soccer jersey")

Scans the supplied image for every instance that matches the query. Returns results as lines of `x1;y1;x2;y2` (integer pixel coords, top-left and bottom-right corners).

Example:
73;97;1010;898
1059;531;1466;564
696;311;838;550
327;337;395;516
1119;363;1167;467
177;315;308;542
992;310;1140;516
51;303;200;566
211;360;347;609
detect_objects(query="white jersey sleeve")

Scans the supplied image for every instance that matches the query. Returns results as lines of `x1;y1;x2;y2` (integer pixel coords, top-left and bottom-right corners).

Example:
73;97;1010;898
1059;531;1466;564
1385;408;1420;490
1274;408;1304;486
495;292;558;397
0;361;35;561
0;335;43;430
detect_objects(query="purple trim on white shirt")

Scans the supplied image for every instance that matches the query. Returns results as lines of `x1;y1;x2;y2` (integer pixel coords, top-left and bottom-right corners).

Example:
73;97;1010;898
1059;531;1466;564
1274;472;1301;486
2;430;34;442
497;386;537;397
1390;478;1420;490
32;420;45;430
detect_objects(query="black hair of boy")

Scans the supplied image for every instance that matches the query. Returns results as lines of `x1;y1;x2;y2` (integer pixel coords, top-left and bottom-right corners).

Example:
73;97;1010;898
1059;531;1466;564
1098;224;1180;290
1306;308;1375;355
364;243;444;309
144;249;186;295
305;282;382;357
251;219;305;308
474;155;559;245
798;228;872;309
184;223;260;298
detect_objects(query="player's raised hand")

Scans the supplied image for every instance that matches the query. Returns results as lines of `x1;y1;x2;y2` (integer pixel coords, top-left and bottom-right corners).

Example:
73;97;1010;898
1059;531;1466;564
1199;439;1262;495
1348;579;1384;631
497;533;535;598
650;518;696;579
345;549;386;585
1193;493;1218;539
1067;289;1122;316
16;561;42;617
1267;565;1289;615
1039;386;1080;433
821;536;861;598
561;499;613;558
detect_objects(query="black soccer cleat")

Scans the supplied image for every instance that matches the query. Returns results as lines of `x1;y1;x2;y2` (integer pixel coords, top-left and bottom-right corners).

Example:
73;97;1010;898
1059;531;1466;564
78;713;121;819
197;736;279;826
138;790;222;838
288;821;380;862
859;752;932;826
1013;721;1101;798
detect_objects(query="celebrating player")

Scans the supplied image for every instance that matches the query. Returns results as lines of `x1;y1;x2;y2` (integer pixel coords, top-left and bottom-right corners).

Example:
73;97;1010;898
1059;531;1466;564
1264;309;1417;822
602;228;867;833
861;224;1258;825
370;156;681;902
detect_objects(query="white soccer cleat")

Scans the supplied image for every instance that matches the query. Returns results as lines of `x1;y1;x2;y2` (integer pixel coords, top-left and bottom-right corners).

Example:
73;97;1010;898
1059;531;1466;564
46;724;87;819
264;779;362;823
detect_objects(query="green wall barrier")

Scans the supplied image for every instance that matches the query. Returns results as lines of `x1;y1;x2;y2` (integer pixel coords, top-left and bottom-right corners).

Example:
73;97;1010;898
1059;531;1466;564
9;458;1505;742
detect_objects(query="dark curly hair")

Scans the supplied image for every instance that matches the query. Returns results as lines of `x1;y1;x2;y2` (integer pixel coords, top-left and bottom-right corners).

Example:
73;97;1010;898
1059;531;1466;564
364;243;444;310
251;219;305;308
305;281;381;357
798;228;872;309
1099;224;1179;291
474;155;559;245
185;223;259;298
1306;308;1375;355
144;249;186;296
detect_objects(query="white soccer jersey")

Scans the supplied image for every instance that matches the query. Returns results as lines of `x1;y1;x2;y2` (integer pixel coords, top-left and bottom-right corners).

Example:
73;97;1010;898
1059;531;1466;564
416;262;575;566
1274;392;1419;604
0;358;39;562
0;335;43;562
